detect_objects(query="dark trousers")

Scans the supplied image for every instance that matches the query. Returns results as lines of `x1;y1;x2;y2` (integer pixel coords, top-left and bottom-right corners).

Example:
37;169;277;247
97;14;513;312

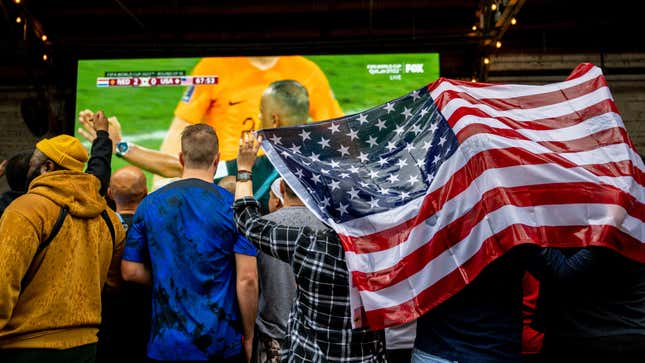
387;348;413;363
0;343;97;363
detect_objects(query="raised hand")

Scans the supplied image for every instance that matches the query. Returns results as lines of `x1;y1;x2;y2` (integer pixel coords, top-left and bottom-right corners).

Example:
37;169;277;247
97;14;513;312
78;109;123;152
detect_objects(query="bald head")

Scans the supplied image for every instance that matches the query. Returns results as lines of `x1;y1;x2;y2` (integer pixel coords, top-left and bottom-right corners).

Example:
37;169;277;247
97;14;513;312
109;166;148;213
260;80;310;129
217;175;237;194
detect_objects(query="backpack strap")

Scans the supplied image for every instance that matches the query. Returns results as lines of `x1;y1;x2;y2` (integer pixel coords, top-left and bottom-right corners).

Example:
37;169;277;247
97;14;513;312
100;209;116;254
20;205;68;291
20;207;117;293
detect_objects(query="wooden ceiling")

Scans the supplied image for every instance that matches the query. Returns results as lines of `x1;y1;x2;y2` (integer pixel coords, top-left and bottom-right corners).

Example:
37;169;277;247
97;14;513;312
1;0;643;82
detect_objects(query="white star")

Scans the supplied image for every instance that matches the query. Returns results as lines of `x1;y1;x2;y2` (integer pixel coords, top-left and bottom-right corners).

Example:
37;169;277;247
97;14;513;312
346;129;359;141
366;136;378;147
394;125;405;136
405;143;415;153
378;157;388;167
429;122;439;134
318;137;330;149
329;159;340;169
410;124;422;135
311;174;321;184
336;202;348;216
368;197;380;209
348;165;360;174
329;180;340;191
359;181;370;188
299;129;311;141
356;113;368;124
319;197;330;208
422;140;433;150
339;172;350;179
417;159;426;168
408;175;419;185
347;188;360;200
433;154;442;164
438;136;447;147
295;169;305;178
400;191;411;199
379;187;390;195
401;107;413;119
386;141;397;152
427;174;435;183
358;152;369;163
410;89;421;101
321;169;330;175
368;170;379;179
397;158;408;168
309;152;320;162
289;144;301;154
270;134;282;145
387;174;399;183
383;102;395;113
328;123;340;134
420;107;429;118
375;119;387;131
337;145;350;157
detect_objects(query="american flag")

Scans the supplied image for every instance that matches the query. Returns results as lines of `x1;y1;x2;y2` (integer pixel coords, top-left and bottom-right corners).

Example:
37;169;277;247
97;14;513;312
257;63;645;330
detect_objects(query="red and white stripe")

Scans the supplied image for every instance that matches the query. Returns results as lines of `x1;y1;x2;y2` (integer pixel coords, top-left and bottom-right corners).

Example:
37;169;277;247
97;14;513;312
338;63;645;330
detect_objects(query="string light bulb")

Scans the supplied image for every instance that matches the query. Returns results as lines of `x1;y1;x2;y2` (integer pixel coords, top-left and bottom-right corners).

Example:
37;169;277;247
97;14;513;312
496;41;502;48
472;25;477;31
41;34;48;42
484;57;490;65
14;0;21;4
471;77;477;83
15;16;22;23
511;17;517;25
43;54;48;61
491;3;497;11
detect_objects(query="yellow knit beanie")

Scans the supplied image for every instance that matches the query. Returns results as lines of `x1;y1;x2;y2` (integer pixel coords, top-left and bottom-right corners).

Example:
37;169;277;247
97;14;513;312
36;135;88;172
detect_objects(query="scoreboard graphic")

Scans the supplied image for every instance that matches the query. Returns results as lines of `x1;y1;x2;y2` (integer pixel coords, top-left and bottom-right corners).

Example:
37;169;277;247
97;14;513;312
96;71;217;87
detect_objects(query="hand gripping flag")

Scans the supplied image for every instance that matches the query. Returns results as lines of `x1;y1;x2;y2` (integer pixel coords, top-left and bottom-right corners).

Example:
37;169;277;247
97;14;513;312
257;63;645;330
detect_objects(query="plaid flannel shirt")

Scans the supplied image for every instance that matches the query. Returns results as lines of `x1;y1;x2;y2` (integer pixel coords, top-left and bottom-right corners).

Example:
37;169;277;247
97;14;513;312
233;197;386;363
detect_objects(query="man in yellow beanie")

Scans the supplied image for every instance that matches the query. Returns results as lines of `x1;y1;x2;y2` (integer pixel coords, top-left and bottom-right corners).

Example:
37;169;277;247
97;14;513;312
0;111;125;362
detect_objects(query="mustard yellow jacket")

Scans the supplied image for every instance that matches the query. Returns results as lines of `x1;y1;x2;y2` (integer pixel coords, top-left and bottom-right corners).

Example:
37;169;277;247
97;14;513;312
0;170;125;349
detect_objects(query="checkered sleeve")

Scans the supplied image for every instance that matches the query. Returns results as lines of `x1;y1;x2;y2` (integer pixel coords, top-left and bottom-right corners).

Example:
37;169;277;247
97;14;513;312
233;196;309;265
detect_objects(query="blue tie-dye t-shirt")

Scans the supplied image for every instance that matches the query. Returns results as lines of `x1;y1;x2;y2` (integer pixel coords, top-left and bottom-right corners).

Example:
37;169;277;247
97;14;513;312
123;178;257;361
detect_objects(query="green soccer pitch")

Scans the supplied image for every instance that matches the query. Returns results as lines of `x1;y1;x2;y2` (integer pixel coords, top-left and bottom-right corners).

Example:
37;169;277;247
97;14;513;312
75;53;440;189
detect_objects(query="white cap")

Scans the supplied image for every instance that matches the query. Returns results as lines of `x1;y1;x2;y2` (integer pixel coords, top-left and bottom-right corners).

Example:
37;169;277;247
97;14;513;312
270;177;284;204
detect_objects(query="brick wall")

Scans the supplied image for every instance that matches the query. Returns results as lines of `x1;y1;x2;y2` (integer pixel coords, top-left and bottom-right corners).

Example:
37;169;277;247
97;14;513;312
0;90;38;193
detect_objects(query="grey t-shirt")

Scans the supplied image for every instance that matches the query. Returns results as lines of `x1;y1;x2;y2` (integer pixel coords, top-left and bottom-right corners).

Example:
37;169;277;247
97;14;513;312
257;205;328;340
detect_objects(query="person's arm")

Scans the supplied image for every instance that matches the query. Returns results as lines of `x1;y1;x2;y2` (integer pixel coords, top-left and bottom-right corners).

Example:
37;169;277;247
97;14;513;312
120;206;152;285
121;260;152;285
84;110;112;195
235;253;258;363
0;210;39;330
234;134;306;263
120;144;182;178
152;117;191;184
78;110;184;178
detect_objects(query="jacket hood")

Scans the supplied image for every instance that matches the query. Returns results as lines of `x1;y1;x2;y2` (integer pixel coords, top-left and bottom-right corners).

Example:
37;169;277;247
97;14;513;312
28;170;106;218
